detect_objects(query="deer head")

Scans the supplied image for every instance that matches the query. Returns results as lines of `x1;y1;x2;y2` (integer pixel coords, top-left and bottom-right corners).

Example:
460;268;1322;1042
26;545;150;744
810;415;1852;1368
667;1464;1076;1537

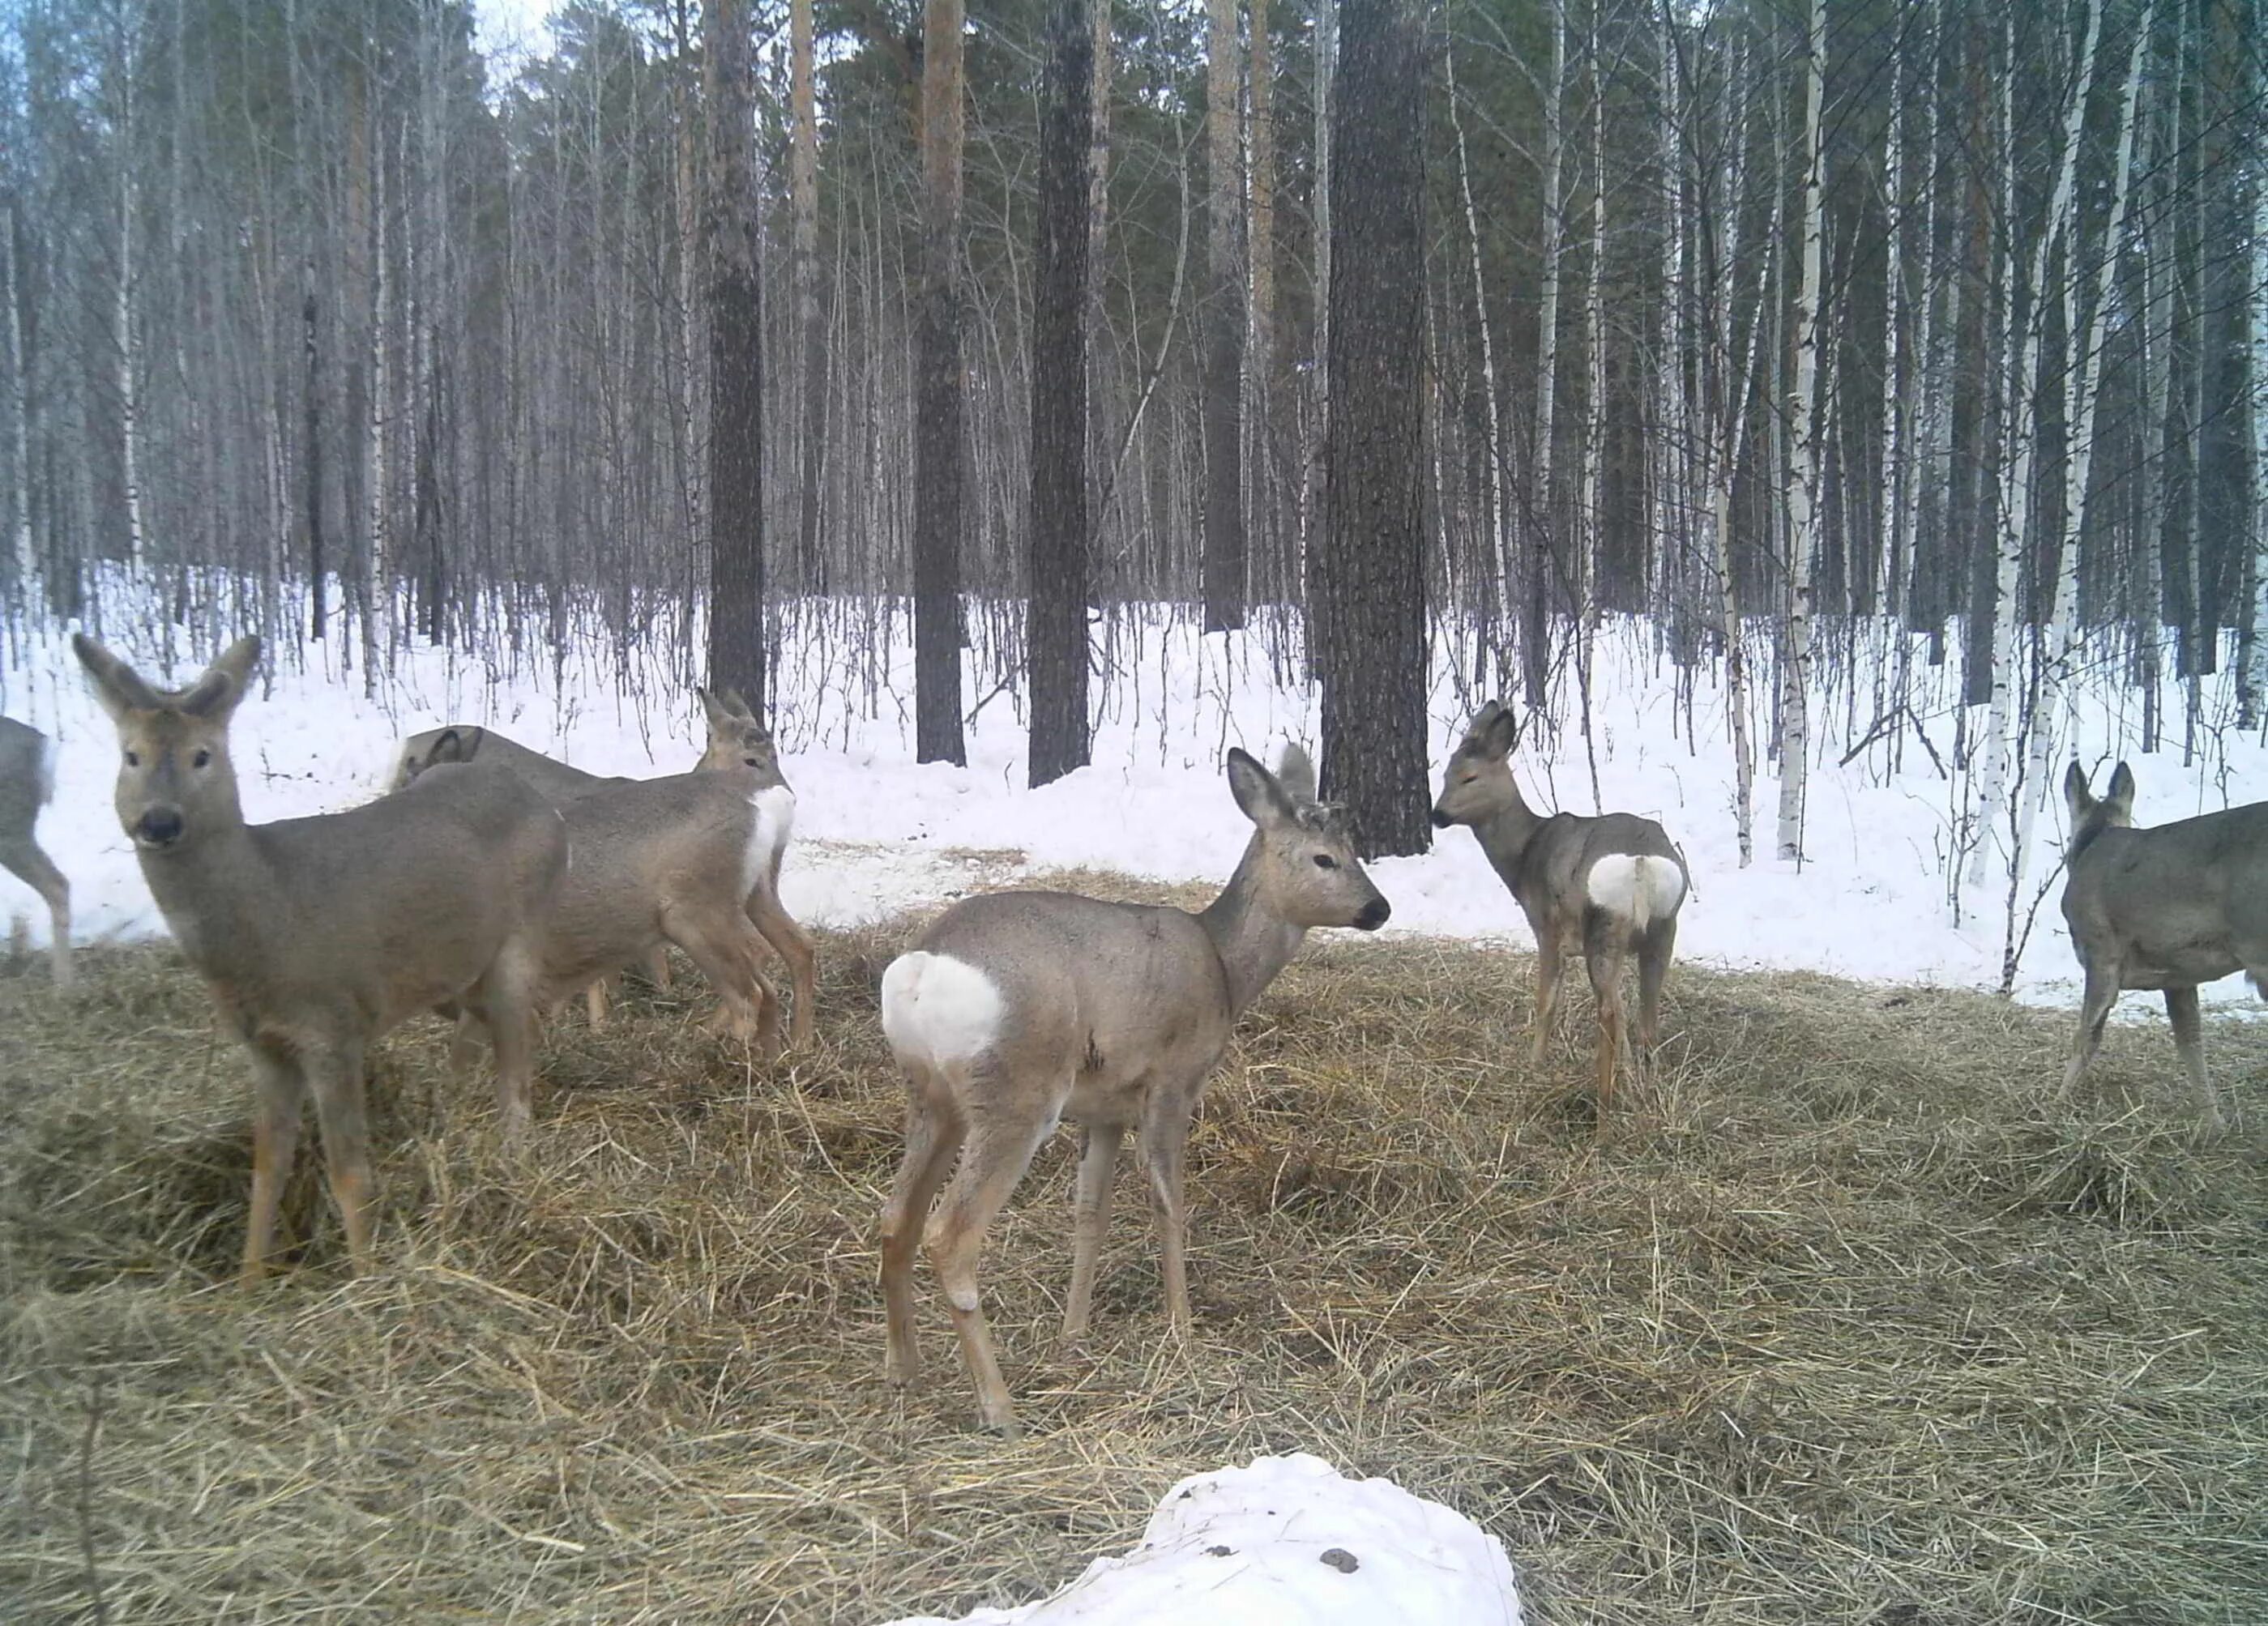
1227;745;1390;932
74;634;262;852
696;687;781;779
1430;699;1523;830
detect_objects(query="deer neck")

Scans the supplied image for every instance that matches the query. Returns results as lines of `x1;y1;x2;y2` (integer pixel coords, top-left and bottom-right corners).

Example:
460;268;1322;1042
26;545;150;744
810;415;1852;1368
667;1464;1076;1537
1469;788;1548;899
138;817;274;976
1198;839;1308;1019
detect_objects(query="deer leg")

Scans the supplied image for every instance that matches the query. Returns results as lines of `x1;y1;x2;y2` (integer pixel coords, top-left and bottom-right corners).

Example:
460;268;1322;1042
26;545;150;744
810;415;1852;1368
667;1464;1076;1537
748;880;818;1049
2163;986;2224;1133
446;1005;489;1080
646;945;673;992
1140;1090;1201;1330
881;1076;967;1388
1061;1120;1123;1342
483;937;546;1146
926;1104;1053;1436
2061;962;2122;1099
304;1036;376;1275
2;840;70;991
1636;918;1676;1063
241;1046;306;1287
585;977;612;1030
1531;931;1565;1069
1585;937;1629;1125
671;909;782;1060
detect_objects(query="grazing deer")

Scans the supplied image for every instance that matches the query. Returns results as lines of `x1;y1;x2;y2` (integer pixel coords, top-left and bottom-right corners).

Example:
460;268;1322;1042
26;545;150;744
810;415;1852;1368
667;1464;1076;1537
399;727;670;1026
435;765;798;1061
2;717;72;989
1430;700;1687;1118
693;686;817;1049
72;634;567;1284
2061;761;2268;1133
879;745;1390;1435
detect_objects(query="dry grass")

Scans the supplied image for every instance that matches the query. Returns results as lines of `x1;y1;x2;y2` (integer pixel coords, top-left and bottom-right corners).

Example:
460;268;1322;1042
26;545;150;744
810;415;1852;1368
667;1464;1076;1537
2;877;2265;1624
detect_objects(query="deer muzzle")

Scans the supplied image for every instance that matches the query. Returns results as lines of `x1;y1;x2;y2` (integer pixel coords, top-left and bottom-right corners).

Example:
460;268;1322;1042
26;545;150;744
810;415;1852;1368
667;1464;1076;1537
135;805;187;849
1354;895;1391;932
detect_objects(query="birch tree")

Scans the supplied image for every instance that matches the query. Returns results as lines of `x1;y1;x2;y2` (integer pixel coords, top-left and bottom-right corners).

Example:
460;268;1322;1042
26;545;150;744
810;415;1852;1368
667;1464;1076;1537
1775;0;1825;863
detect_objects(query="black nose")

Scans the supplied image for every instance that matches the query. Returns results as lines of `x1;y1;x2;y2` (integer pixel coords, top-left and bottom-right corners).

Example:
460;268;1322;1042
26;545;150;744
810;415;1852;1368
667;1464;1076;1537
137;807;186;847
1355;896;1390;931
1429;807;1451;829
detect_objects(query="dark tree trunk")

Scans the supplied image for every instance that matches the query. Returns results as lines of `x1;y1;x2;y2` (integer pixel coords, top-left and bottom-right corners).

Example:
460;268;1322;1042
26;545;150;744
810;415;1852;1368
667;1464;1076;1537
1200;0;1245;633
914;0;967;764
304;260;325;640
1318;0;1429;860
705;0;766;711
1027;0;1093;788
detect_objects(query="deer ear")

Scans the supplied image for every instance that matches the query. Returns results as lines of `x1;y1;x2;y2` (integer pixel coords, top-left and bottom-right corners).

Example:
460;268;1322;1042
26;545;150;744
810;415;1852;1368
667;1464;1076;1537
1275;742;1318;804
177;636;261;719
1226;747;1296;830
2104;762;2136;821
2063;762;2094;823
72;632;160;721
1469;702;1518;760
427;728;469;766
722;688;756;720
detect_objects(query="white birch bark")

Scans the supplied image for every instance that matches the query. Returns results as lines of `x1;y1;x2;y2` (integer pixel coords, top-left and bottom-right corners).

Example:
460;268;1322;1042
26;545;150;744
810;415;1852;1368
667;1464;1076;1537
1967;0;2101;888
1527;0;1565;711
5;211;31;591
114;19;147;577
1775;0;1826;862
1576;0;1608;808
1711;34;1766;868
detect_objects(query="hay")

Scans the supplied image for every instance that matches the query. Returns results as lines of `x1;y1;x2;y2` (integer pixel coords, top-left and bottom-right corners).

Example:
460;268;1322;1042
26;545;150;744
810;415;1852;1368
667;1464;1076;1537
2;889;2263;1624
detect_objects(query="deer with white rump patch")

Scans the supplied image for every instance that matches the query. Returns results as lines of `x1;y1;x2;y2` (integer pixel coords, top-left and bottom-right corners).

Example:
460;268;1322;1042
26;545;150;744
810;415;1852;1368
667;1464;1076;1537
2060;761;2268;1133
1431;700;1687;1118
878;745;1390;1435
2;717;72;988
73;634;567;1283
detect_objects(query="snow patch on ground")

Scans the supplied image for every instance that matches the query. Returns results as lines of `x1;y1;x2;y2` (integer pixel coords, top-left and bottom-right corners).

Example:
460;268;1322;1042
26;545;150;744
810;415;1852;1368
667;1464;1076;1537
875;1453;1522;1626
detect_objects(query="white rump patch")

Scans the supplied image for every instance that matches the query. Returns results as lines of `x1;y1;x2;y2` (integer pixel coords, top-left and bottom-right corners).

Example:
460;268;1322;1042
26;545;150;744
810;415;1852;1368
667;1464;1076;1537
36;733;57;807
740;784;797;896
881;950;1003;1072
1585;855;1685;931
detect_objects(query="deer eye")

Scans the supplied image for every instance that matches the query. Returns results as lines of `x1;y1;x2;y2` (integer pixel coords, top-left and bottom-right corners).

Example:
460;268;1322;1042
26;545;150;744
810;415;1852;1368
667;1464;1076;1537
192;749;212;769
125;750;140;768
1313;853;1339;870
745;756;762;767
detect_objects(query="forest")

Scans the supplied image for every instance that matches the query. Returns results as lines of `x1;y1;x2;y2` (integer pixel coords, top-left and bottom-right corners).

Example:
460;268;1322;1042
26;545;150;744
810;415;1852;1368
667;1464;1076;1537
1;0;2262;873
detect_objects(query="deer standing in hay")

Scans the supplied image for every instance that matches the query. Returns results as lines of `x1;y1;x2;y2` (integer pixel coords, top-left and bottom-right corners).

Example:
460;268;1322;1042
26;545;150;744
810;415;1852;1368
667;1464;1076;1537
399;748;797;1061
1430;700;1687;1120
2060;761;2268;1134
391;725;668;1026
2;716;72;988
73;634;568;1284
878;745;1390;1436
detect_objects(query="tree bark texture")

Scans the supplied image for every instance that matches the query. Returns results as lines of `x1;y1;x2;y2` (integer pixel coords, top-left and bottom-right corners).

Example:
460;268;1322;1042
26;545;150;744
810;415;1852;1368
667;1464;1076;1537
705;0;767;711
913;0;968;763
1200;0;1246;632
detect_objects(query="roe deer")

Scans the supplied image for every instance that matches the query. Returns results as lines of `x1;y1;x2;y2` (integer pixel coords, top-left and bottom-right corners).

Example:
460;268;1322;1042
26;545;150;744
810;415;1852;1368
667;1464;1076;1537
72;634;567;1283
693;686;816;1048
2;717;72;988
2060;761;2268;1133
1431;700;1687;1118
437;765;798;1061
402;727;671;1026
878;745;1390;1435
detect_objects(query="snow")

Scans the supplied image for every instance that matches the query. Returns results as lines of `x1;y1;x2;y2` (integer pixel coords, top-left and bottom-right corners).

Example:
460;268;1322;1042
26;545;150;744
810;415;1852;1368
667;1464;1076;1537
6;597;2267;1018
875;1453;1523;1626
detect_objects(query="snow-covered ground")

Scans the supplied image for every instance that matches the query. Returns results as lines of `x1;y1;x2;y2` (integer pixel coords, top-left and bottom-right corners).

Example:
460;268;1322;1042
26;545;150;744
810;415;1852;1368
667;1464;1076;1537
6;595;2266;1013
877;1453;1523;1626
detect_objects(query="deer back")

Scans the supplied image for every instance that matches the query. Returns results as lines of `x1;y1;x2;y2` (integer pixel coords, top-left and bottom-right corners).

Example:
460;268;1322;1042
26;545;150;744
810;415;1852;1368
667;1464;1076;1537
2061;764;2268;989
391;725;620;802
0;716;55;845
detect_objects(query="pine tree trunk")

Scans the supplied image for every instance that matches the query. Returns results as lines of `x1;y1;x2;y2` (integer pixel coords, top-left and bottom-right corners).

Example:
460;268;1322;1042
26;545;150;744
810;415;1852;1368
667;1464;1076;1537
1523;0;1565;715
1200;0;1246;631
913;0;968;762
1318;0;1428;860
704;0;767;710
791;0;826;591
5;208;32;592
1027;0;1094;788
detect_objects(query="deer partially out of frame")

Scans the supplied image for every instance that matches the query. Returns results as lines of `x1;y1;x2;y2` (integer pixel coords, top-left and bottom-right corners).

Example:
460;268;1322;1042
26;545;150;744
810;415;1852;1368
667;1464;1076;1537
692;687;816;1049
2;717;72;988
2061;761;2268;1133
391;725;668;1026
1431;701;1687;1117
73;634;567;1283
878;746;1390;1435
